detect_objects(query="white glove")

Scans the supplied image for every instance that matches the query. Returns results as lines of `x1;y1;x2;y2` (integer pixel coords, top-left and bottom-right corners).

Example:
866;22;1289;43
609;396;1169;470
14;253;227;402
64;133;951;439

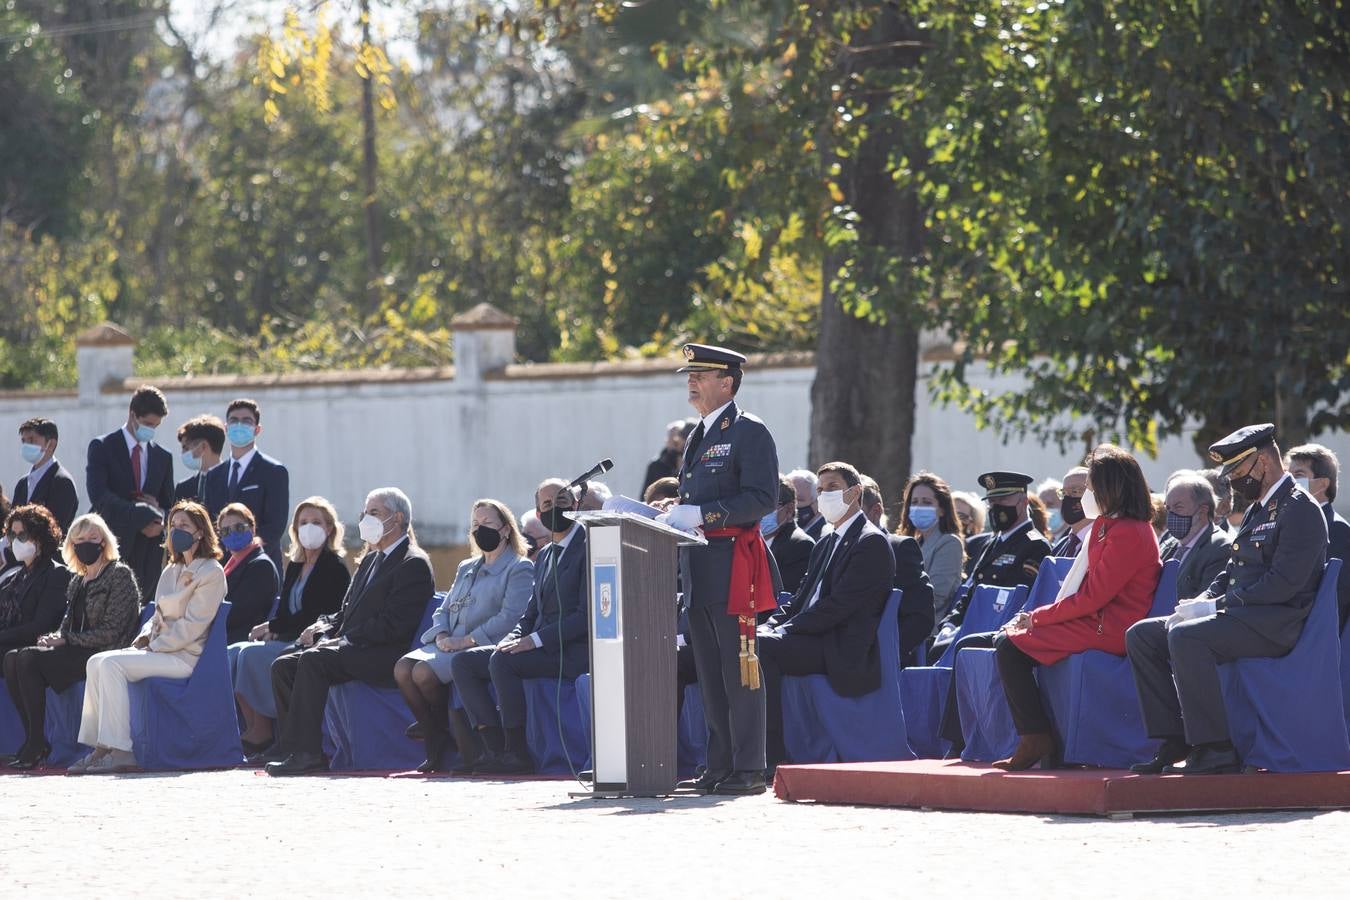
1165;597;1217;629
664;504;703;532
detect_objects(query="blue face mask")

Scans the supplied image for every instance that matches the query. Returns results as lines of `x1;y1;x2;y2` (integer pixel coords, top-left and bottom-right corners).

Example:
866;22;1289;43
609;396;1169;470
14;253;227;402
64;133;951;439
227;422;256;449
909;505;939;530
221;529;255;553
760;510;781;537
181;450;202;472
20;442;44;465
134;422;156;443
1048;509;1064;533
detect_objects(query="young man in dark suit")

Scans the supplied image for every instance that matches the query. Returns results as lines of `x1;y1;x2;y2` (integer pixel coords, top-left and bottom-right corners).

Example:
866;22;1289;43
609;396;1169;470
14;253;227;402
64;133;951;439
1285;444;1350;631
266;487;434;775
766;477;815;595
14;417;79;535
174;415;226;504
205;398;289;578
85;386;174;603
757;461;895;772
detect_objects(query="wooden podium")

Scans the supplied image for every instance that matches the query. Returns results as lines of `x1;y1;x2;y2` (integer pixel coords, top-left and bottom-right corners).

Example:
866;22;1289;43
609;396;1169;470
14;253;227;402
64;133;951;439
569;511;705;797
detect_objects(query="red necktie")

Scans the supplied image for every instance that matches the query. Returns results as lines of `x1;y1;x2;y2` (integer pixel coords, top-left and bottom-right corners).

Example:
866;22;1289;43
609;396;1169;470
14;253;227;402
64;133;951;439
131;443;143;493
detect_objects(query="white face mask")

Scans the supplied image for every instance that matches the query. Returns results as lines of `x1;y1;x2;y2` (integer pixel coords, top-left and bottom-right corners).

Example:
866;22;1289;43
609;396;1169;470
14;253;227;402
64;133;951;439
818;489;853;523
1081;488;1101;520
358;513;388;544
1295;477;1311;495
10;537;37;563
297;522;328;550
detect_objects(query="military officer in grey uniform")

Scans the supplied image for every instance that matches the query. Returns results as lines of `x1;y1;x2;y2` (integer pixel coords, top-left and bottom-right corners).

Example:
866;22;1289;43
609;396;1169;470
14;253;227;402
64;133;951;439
661;344;778;795
1126;424;1328;775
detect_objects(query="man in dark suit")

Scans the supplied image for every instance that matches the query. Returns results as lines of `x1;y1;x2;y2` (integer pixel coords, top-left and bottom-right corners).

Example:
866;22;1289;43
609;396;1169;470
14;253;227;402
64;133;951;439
205;399;289;577
13;417;79;535
766;477;815;595
1049;467;1092;558
85;385;174;604
758;462;894;772
1160;471;1231;600
1128;425;1328;775
930;471;1050;663
661;344;778;796
266;487;434;775
1285;443;1350;631
859;475;934;666
450;478;589;775
174;415;225;504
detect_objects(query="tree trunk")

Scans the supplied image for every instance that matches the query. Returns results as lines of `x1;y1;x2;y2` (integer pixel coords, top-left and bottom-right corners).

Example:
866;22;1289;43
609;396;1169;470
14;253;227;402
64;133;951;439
360;0;382;312
808;8;924;520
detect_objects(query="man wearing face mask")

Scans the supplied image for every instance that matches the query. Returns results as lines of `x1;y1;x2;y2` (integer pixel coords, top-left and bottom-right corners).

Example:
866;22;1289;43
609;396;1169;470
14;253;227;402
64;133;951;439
1284;444;1350;630
173;416;225;504
13;418;79;536
266;487;434;775
661;344;778;796
86;385;175;605
928;471;1050;663
765;477;816;595
1126;424;1328;775
205;399;289;580
1050;467;1094;558
788;469;827;540
1159;471;1231;600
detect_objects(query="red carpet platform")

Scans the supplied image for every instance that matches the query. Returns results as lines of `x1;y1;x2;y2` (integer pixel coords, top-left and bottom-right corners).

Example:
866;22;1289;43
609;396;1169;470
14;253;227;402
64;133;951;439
773;759;1350;816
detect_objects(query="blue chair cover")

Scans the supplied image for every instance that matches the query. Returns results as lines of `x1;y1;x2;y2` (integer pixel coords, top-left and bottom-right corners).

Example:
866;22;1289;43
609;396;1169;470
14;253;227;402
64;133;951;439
44;681;88;767
323;591;441;771
956;558;1074;761
678;685;708;776
1341;617;1350;731
780;590;915;763
128;600;243;770
575;672;592;735
1218;559;1350;772
900;584;1026;758
524;676;591;774
0;688;23;756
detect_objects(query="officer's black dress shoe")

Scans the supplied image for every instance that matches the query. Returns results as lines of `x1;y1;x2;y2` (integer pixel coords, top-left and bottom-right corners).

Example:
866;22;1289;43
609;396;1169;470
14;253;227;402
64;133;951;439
1163;743;1240;775
472;750;535;776
712;770;767;796
1129;738;1191;774
265;751;329;777
246;745;288;767
676;770;728;793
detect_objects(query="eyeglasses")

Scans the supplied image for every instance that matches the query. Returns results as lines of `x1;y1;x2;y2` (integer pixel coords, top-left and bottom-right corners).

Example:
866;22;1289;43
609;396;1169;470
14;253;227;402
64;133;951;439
219;523;252;536
1056;489;1085;499
8;531;28;542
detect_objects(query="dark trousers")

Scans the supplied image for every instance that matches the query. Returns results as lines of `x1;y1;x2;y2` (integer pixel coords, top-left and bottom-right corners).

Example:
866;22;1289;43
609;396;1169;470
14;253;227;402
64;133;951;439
1126;614;1289;746
3;644;97;747
676;641;698;717
449;643;589;731
992;631;1051;735
938;632;997;747
757;630;827;768
688;604;765;775
271;640;404;755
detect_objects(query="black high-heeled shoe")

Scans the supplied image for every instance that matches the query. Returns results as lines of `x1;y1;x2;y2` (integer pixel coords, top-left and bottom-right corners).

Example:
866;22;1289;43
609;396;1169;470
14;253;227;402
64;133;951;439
9;740;52;771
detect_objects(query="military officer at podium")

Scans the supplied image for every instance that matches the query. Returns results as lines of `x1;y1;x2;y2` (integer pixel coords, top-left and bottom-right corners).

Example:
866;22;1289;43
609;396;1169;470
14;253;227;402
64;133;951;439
658;344;778;796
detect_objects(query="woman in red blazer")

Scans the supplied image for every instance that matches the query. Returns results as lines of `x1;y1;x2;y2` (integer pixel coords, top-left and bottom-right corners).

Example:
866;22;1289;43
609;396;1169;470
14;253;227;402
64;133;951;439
992;444;1161;770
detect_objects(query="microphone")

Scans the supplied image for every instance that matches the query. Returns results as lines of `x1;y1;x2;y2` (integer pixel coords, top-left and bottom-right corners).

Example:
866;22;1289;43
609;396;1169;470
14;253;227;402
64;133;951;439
569;458;614;488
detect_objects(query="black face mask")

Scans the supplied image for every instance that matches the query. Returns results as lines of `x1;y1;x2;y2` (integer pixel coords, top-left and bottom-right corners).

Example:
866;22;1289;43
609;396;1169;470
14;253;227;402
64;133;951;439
796;506;814;527
74;542;104;566
1230;459;1265;503
989;503;1019;532
473;525;503;552
539;506;572;534
1060;496;1085;526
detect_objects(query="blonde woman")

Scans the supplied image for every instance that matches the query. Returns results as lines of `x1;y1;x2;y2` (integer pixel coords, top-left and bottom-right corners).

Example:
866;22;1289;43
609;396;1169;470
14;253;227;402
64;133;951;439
71;501;226;774
2;514;140;769
232;497;351;757
395;499;533;773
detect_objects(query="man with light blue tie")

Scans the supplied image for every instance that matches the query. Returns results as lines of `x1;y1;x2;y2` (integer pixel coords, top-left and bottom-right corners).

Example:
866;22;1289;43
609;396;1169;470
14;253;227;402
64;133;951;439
205;398;289;578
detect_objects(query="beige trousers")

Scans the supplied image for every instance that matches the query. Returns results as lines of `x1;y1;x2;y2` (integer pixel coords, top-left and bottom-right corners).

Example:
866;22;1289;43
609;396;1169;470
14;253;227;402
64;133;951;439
78;649;194;751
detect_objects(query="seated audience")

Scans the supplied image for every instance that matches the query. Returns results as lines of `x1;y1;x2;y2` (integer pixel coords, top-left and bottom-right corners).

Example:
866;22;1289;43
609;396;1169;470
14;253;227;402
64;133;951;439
788;468;828;539
898;472;964;619
1037;477;1065;541
1149;493;1168;542
0;505;73;659
765;477;815;595
3;514;141;769
266;488;434;776
1159;471;1230;599
1026;493;1050;536
449;479;588;775
174;415;226;503
1049;467;1093;558
1284;443;1350;630
579;480;611;511
860;475;934;666
217;502;281;644
14;417;79;535
757;462;894;771
1127;424;1327;775
395;499;533;773
991;445;1161;769
233;497;350;757
71;500;226;774
952;490;991;575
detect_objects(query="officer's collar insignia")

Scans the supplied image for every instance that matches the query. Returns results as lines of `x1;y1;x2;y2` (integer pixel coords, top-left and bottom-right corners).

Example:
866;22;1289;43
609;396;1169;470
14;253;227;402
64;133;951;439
720;417;730;430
